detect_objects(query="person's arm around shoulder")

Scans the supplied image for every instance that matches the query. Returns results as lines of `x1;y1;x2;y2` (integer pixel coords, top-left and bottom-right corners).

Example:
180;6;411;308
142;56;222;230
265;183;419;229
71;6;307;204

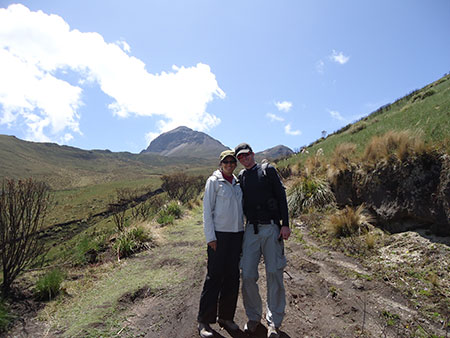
203;176;218;250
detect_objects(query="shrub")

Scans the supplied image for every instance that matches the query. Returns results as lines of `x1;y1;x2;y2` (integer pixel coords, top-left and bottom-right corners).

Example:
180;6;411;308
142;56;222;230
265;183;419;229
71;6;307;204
0;178;51;297
161;172;205;203
35;269;65;301
287;177;335;217
327;205;372;238
0;301;12;333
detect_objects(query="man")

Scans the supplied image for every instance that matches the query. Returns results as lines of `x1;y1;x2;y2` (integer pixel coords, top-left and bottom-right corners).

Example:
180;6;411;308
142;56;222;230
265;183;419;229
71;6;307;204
235;143;291;338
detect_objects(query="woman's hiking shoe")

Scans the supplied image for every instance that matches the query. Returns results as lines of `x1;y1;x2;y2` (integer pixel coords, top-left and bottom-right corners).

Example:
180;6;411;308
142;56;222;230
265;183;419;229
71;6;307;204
244;320;260;333
217;318;239;331
198;322;213;338
267;325;280;338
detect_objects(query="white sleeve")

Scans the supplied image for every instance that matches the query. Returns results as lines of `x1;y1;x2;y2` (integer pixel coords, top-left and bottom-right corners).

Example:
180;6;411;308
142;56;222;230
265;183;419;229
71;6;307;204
203;177;217;243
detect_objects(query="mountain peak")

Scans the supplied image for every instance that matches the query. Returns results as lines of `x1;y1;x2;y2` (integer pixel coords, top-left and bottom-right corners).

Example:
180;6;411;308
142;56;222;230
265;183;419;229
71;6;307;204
141;126;228;158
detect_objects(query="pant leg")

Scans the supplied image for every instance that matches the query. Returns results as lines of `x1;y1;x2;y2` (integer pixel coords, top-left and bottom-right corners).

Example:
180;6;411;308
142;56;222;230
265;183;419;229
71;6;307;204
241;224;263;322
218;231;244;320
198;236;227;323
260;224;287;328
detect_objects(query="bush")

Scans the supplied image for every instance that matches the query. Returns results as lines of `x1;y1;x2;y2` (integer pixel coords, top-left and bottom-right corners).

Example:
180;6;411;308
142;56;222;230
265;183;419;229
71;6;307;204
287;177;335;217
0;301;12;333
35;269;65;301
161;172;205;203
0;178;51;297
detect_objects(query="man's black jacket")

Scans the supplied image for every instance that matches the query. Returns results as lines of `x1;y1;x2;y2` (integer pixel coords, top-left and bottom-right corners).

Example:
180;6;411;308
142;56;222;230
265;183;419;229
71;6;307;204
238;163;289;228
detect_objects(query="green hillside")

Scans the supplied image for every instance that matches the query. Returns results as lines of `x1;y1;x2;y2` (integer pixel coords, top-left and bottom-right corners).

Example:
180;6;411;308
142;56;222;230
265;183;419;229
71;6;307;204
279;74;450;168
0;135;215;189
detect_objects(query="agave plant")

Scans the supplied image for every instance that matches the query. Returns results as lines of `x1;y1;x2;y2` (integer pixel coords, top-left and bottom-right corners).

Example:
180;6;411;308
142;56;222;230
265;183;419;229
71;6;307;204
287;176;335;217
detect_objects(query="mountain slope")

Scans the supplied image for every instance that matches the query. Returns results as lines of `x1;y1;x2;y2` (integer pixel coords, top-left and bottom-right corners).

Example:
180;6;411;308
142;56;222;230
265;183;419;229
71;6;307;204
141;126;228;158
279;74;450;168
0;135;215;188
255;144;294;161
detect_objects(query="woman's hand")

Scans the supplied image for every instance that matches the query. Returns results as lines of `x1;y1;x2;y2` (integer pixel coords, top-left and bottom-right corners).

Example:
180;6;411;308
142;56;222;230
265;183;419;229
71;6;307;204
207;240;217;251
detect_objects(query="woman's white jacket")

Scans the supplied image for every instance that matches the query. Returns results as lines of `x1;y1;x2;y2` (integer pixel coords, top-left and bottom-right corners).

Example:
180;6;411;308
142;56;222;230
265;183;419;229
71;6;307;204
203;170;244;243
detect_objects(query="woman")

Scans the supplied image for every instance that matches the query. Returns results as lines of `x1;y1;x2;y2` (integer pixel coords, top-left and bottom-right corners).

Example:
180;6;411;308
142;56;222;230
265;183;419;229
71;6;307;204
197;150;244;337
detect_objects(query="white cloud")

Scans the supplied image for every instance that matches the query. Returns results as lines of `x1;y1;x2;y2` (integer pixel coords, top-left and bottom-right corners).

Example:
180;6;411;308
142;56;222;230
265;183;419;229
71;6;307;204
330;50;350;65
266;113;284;122
275;101;292;112
316;60;325;74
116;40;131;53
329;110;346;121
0;4;224;143
284;123;301;136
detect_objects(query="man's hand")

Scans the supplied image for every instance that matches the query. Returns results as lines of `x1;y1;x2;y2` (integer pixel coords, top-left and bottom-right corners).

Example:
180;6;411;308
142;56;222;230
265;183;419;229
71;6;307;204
279;226;291;240
207;240;217;251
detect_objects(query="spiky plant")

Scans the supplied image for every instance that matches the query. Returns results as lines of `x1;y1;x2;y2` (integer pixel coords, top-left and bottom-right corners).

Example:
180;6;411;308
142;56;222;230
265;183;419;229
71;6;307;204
287;176;335;217
327;205;372;238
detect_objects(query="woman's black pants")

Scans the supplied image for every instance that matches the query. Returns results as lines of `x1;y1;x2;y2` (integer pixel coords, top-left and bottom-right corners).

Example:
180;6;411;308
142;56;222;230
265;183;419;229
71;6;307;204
197;231;244;324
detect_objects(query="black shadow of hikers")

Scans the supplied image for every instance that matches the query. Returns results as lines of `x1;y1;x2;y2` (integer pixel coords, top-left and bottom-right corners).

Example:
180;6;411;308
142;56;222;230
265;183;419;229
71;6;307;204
217;325;291;338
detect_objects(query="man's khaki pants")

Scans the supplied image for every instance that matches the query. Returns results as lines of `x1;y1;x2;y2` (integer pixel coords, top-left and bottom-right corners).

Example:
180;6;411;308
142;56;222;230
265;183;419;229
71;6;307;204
240;222;286;328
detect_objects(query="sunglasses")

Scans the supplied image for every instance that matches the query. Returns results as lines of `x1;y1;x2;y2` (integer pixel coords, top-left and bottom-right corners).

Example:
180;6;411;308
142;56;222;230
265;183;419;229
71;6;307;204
222;160;237;164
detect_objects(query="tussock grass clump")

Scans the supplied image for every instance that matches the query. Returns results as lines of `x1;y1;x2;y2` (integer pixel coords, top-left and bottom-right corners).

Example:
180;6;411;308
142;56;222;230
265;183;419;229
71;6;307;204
74;234;103;265
156;200;182;225
287;177;335;217
363;130;428;163
35;268;65;301
327;205;372;238
115;226;152;259
304;149;327;177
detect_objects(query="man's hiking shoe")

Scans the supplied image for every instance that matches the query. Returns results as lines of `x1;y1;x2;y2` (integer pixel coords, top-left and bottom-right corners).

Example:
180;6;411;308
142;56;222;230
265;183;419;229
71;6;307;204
218;318;239;331
244;320;260;333
198;322;213;338
267;325;280;338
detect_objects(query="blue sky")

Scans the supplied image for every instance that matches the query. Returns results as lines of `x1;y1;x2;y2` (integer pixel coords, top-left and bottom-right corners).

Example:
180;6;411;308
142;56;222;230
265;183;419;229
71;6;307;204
0;1;449;153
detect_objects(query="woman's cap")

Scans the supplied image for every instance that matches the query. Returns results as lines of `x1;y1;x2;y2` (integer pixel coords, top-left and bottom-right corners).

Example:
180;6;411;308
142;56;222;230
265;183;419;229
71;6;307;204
219;149;236;162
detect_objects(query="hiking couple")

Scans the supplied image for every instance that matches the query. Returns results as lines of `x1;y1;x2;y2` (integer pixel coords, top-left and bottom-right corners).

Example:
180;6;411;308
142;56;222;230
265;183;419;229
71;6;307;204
197;143;291;338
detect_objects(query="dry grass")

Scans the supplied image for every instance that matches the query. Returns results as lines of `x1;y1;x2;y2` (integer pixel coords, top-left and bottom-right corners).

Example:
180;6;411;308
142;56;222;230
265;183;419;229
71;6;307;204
326;205;372;238
363;130;428;163
304;149;327;177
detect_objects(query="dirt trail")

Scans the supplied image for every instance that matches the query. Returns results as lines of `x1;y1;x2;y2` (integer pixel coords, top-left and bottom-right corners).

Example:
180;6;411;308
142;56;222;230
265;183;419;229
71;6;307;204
7;214;447;337
120;220;445;338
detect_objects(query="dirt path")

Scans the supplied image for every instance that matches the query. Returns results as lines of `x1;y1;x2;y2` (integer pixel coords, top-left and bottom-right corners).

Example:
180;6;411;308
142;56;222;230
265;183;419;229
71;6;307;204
6;212;447;337
118;219;446;338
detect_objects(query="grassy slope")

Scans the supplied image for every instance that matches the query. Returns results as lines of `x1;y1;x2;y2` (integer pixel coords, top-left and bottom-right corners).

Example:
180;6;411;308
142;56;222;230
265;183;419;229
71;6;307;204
0;135;216;189
278;74;450;168
37;207;205;337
